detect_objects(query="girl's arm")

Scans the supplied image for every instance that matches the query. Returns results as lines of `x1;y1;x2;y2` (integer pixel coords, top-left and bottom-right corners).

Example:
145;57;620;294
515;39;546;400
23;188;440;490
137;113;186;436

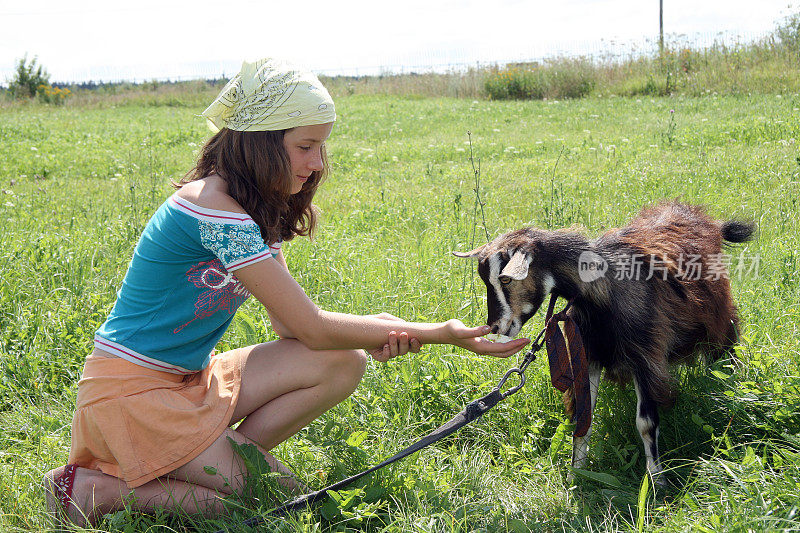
233;256;529;359
264;251;422;358
263;249;297;339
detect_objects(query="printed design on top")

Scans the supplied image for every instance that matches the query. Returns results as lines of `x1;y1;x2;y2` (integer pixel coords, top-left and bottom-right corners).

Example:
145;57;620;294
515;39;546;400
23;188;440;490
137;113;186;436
198;220;267;266
174;259;250;334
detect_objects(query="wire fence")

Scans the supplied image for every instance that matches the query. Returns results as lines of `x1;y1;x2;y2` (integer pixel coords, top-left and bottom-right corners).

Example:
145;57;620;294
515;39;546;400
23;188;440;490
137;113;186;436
1;29;772;86
312;29;768;76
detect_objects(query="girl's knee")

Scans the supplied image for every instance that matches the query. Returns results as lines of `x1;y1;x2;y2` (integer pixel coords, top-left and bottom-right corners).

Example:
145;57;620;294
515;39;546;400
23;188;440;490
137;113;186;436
324;348;367;386
307;349;366;399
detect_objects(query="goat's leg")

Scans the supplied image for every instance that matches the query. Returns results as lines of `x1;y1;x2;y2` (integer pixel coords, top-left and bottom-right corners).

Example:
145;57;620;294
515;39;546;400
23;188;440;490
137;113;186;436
633;375;664;484
571;362;603;469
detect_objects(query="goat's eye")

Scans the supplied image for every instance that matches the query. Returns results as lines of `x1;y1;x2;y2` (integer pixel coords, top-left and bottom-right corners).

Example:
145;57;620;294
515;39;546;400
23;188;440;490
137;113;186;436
499;276;512;285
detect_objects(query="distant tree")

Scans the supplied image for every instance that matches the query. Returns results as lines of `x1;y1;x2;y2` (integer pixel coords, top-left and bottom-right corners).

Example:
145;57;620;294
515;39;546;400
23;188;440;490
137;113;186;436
777;12;800;53
8;55;50;99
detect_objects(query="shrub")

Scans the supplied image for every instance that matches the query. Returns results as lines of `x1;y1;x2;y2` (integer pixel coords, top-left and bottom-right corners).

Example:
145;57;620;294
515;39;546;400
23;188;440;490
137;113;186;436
484;67;545;100
776;12;800;52
484;58;595;100
8;55;50;99
624;74;672;97
547;60;597;98
37;84;71;105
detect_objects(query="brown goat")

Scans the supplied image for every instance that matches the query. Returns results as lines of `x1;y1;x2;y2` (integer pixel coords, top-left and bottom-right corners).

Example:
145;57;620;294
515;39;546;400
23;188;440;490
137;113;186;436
455;201;755;482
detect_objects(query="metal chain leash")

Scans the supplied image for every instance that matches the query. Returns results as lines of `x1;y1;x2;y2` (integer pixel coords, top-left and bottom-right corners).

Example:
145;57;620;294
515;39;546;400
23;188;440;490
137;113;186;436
495;324;547;399
216;299;571;532
495;293;577;400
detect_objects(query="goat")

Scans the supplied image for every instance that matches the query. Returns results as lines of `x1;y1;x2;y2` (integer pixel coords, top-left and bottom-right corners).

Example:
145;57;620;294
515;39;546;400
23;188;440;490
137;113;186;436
454;201;755;482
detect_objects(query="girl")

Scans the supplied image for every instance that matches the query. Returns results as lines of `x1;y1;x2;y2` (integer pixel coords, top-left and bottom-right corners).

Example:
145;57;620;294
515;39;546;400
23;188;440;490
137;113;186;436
44;58;528;527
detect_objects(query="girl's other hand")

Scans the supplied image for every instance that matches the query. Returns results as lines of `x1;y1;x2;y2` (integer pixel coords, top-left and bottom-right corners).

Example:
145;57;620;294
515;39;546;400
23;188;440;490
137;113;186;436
367;313;422;362
443;319;530;358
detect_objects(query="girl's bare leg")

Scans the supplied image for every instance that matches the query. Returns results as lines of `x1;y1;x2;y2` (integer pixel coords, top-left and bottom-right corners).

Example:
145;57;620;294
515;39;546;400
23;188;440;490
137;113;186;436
228;339;368;450
46;465;230;527
46;428;273;526
47;341;368;525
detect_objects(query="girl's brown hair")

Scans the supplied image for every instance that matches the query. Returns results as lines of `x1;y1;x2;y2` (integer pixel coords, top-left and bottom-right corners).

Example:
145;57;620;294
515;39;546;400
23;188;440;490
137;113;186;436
174;128;326;243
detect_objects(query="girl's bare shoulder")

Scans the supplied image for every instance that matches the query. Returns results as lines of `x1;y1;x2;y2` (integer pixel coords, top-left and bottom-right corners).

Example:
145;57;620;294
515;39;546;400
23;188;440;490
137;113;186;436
174;175;247;214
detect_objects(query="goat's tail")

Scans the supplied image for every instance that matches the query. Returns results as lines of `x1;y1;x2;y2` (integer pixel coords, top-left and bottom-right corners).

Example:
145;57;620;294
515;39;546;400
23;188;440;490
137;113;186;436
721;220;756;243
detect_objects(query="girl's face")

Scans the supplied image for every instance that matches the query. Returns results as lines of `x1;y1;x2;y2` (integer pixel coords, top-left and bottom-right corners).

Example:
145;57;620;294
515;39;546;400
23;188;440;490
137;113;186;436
283;122;334;194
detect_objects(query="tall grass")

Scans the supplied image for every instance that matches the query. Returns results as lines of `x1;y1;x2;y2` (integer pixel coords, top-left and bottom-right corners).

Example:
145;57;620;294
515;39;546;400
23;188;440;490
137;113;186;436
484;14;800;100
5;13;800;107
483;59;596;100
1;14;799;533
1;87;799;531
103;27;800;104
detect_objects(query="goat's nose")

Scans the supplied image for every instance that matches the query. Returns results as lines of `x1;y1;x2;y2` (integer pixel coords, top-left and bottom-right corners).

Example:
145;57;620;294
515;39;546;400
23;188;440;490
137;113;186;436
490;324;499;334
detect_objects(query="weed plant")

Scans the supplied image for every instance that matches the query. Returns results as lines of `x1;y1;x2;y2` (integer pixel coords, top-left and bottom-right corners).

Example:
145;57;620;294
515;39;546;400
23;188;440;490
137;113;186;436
483;19;800;101
0;89;799;531
483;59;597;100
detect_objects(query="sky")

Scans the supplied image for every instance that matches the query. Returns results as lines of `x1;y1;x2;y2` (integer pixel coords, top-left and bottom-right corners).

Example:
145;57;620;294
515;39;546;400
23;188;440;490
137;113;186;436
1;0;797;84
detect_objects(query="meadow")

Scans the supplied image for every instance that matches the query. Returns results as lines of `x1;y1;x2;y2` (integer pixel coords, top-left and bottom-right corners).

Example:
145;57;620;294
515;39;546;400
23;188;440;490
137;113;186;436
0;90;799;532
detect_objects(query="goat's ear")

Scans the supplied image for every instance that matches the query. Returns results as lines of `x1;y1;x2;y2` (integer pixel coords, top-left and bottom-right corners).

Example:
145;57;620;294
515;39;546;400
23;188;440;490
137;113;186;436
500;250;531;280
452;245;485;260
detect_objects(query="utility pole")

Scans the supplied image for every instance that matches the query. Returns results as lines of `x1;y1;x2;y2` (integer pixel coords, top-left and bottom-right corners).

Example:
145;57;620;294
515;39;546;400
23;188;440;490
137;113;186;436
659;0;664;56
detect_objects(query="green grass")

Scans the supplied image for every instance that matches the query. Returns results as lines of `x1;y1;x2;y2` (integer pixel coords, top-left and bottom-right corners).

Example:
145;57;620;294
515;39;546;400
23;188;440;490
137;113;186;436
1;92;799;532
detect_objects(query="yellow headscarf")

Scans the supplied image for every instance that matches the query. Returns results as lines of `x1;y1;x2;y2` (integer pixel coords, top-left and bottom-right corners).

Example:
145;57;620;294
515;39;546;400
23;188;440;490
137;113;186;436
200;58;336;132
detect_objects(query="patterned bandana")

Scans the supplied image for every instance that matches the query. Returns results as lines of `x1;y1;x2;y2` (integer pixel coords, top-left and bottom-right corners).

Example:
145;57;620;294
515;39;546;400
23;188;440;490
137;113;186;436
200;58;336;132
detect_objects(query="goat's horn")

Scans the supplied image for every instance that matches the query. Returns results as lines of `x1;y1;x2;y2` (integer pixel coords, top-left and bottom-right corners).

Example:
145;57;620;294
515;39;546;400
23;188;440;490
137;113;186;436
452;245;485;259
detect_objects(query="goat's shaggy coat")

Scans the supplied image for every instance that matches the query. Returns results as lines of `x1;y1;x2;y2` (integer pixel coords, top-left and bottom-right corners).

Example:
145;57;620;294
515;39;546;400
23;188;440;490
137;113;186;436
455;201;755;481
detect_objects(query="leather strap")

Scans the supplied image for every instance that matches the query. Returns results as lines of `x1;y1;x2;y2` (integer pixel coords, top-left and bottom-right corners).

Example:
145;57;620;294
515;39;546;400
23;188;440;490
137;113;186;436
544;294;592;437
218;296;590;532
222;388;506;531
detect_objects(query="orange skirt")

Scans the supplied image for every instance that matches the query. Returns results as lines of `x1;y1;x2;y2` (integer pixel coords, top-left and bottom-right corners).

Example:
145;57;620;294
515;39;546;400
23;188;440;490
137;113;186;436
68;351;243;488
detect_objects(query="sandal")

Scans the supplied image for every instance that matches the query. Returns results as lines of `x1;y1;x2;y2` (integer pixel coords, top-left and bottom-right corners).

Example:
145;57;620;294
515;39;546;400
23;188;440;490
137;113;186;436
44;464;86;530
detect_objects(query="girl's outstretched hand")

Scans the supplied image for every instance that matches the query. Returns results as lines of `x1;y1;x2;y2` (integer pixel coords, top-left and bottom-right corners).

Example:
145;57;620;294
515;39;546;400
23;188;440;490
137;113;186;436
443;319;530;358
367;313;422;362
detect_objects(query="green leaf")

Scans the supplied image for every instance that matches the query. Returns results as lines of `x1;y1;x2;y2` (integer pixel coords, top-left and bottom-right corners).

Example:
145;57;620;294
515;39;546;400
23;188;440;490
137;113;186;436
227;436;271;477
320;499;341;521
569;467;622;488
622;449;641;471
637;473;650;532
322;417;336;437
711;369;731;380
399;364;412;384
346;430;369;447
741;445;759;467
327;489;342;504
236;310;260;344
203;466;218;475
364;486;386;502
507;518;529;533
549;421;572;461
682;492;699;511
339;488;363;509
